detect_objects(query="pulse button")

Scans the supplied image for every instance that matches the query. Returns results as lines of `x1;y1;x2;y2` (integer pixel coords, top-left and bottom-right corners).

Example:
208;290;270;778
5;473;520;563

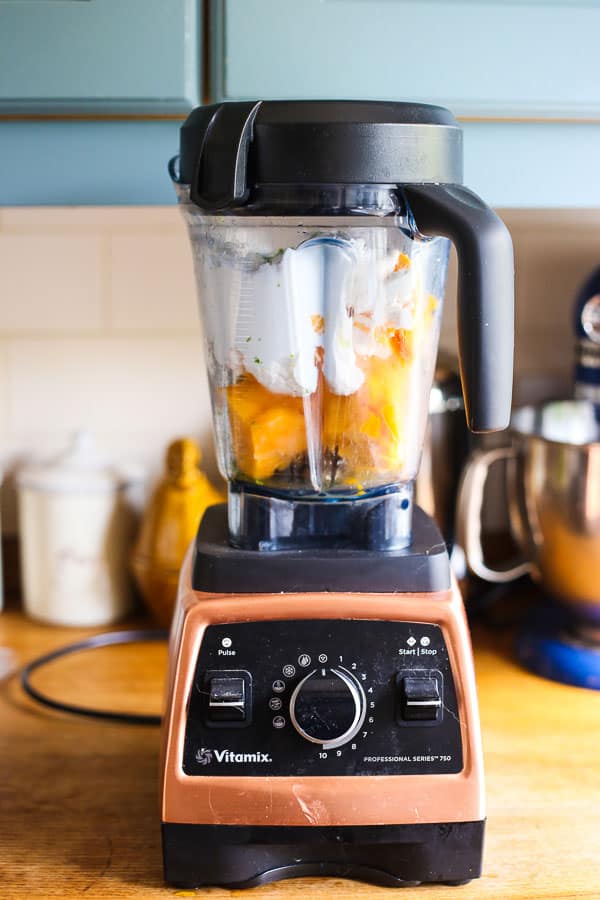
399;674;442;722
204;670;252;727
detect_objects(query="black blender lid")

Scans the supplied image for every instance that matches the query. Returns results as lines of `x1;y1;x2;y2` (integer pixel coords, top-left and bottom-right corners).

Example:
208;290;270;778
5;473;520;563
177;100;463;210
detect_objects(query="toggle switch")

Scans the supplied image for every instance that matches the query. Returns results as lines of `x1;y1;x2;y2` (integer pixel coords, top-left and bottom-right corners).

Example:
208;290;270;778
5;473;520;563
397;672;442;724
203;670;252;727
209;676;245;720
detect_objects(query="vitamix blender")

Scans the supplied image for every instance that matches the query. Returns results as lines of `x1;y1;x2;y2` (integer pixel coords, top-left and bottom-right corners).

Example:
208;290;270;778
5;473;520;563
160;101;514;888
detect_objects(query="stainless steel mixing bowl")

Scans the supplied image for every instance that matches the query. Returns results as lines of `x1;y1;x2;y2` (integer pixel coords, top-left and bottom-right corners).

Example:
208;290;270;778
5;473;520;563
457;400;600;628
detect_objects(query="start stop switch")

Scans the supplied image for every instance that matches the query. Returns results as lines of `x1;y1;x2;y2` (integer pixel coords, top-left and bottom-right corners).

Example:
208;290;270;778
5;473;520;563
397;670;443;725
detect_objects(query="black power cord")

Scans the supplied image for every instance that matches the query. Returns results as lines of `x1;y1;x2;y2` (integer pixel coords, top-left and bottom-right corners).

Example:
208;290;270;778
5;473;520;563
20;629;168;726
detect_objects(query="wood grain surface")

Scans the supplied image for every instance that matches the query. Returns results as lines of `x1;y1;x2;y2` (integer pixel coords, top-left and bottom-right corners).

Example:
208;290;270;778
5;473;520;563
0;608;599;900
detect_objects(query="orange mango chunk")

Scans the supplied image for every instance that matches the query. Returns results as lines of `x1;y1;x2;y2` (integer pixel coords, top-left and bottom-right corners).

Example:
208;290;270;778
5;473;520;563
311;314;325;334
245;406;307;480
322;348;411;481
227;384;267;424
225;376;307;481
393;252;411;271
362;412;382;439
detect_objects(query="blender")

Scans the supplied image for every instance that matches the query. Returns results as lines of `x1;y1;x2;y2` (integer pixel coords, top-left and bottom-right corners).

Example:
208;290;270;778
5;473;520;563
160;100;514;888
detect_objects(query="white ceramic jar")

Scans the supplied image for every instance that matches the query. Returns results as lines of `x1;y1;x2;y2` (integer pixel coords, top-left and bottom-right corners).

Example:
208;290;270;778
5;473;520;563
17;433;144;626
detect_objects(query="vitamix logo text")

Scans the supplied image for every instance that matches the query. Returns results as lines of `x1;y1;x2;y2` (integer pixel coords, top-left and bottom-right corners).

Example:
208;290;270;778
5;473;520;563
195;748;273;765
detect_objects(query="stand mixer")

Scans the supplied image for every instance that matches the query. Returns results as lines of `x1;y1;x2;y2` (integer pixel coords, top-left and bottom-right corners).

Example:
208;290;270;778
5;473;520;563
160;100;514;888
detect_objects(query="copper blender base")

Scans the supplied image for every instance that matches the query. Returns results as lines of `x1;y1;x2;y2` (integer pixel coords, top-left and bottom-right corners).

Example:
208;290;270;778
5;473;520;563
159;549;485;888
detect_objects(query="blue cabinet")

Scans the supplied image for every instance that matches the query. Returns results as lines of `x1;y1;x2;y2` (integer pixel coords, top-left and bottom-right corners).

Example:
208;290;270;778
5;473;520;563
214;0;600;120
210;0;600;207
0;120;183;206
3;0;600;205
0;0;201;115
0;0;201;205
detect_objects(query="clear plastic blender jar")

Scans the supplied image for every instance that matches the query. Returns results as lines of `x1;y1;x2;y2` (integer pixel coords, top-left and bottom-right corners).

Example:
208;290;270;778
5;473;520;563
172;102;514;550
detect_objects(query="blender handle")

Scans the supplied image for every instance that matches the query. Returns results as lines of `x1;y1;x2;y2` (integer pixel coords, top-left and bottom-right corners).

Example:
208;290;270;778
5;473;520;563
404;184;514;434
455;446;534;583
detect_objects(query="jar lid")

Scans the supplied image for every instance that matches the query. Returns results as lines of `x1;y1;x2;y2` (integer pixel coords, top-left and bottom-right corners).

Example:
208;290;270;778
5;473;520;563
175;100;463;210
17;432;142;494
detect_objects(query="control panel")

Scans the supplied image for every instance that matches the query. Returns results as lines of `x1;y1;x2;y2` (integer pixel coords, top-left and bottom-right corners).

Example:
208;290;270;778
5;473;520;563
183;620;463;777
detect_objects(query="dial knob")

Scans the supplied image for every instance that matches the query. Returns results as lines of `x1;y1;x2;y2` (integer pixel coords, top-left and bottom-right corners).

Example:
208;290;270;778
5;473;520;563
289;667;366;749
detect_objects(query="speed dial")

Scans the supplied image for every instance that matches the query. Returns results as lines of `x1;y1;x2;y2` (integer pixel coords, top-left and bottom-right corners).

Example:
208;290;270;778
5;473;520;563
289;667;366;750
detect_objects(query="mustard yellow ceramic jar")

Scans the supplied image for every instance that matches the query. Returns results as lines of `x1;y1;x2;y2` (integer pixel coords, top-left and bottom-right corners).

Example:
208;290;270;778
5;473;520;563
131;439;224;625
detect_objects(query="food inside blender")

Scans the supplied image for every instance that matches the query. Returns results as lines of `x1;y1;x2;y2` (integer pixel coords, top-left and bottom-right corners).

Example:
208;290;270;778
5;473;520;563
210;233;442;494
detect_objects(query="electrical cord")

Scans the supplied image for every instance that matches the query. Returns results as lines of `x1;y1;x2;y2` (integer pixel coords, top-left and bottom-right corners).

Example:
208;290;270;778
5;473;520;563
20;629;168;726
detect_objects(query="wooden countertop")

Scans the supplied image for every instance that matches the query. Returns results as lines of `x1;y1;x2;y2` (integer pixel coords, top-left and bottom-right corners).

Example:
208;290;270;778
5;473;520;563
1;608;599;900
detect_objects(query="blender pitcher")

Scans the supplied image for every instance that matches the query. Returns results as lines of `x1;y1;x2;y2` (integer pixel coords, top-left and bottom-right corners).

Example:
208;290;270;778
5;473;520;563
172;101;513;550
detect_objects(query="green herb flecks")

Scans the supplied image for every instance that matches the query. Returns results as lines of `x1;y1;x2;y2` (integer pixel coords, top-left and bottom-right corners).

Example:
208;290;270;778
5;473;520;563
261;248;285;266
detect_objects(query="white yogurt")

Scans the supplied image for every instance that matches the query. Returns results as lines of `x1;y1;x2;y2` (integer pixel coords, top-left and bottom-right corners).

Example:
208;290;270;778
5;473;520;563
204;231;419;397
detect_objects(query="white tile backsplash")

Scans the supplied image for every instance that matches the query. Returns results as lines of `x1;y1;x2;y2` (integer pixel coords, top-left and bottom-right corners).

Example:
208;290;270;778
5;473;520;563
0;233;103;333
0;206;183;229
1;205;598;535
109;232;199;332
5;336;208;437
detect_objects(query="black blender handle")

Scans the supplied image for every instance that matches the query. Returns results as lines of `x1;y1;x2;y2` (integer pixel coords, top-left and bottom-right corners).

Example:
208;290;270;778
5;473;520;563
404;184;514;433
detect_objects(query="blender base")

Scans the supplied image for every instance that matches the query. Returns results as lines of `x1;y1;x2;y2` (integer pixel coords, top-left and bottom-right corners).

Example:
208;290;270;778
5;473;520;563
161;507;485;891
162;821;485;888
